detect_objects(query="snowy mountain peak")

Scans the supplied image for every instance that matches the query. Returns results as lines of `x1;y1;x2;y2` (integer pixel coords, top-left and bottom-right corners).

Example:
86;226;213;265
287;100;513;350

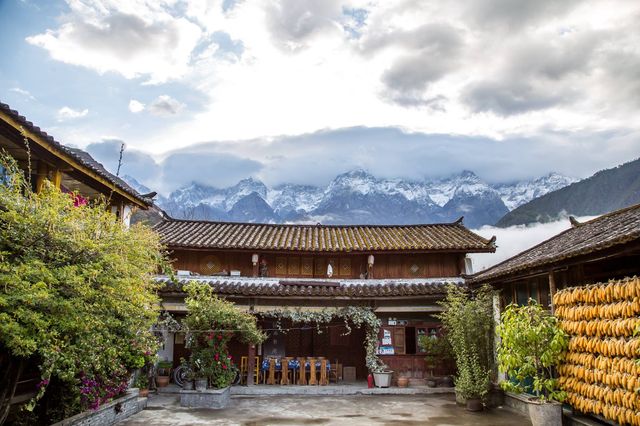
126;169;577;227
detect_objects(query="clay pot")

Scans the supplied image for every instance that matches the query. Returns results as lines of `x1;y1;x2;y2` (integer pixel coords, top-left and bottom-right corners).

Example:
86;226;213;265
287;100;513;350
465;398;483;412
397;376;409;388
156;375;170;387
139;388;149;397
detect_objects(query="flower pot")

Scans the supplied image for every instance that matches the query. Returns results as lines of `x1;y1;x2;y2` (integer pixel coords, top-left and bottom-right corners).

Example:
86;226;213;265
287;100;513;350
373;371;393;388
426;379;437;387
195;378;208;391
183;380;194;390
465;398;483;412
527;400;562;426
397;376;409;388
455;390;466;405
139;388;149;397
156;375;170;388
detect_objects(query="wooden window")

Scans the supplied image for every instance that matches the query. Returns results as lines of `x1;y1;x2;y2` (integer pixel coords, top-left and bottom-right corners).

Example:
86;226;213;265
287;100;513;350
275;257;287;275
287;257;300;275
314;258;326;277
393;327;406;355
339;257;351;276
301;257;313;276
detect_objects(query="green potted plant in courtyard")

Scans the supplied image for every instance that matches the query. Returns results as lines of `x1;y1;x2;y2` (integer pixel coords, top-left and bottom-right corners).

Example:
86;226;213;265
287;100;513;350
156;360;173;387
419;333;452;387
372;364;394;388
134;375;150;397
496;301;569;426
438;284;495;407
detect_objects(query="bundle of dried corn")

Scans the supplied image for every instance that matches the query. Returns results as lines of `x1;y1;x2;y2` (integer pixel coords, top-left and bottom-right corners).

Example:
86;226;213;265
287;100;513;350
554;276;640;426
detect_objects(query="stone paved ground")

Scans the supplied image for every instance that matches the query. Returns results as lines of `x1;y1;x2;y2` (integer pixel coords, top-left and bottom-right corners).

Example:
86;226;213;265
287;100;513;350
119;393;531;426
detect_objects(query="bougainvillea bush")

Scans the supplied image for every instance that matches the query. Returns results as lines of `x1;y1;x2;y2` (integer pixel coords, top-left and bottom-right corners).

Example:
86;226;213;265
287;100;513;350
183;282;265;388
0;154;167;423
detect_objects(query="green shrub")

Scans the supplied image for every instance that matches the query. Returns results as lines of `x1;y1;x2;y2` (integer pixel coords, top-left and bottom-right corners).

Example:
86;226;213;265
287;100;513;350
496;301;569;402
0;153;167;422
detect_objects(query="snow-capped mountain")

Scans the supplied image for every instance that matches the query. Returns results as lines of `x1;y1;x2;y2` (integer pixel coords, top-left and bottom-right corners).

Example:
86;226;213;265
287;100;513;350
126;170;576;227
495;173;578;210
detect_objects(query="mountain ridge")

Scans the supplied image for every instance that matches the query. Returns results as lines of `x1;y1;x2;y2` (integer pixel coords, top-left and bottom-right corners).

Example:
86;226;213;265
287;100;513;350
125;169;576;227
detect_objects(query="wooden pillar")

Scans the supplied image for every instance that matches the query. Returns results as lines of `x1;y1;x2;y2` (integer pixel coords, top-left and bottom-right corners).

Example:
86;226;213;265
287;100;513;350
247;344;255;386
549;271;557;314
35;162;48;193
52;169;62;189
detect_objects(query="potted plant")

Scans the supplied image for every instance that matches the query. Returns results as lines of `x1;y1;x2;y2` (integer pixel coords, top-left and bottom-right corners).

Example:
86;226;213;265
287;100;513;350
496;301;569;426
455;349;490;411
437;285;495;406
134;374;150;397
156;360;172;387
372;364;394;388
419;333;452;387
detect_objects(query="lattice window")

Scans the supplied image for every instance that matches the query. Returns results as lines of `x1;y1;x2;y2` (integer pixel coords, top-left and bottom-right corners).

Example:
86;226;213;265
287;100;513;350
301;257;313;276
339;257;351;276
287;257;300;275
275;257;287;275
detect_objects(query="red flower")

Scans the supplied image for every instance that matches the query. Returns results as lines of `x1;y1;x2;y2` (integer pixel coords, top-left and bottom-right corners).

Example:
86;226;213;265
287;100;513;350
217;334;223;340
214;354;219;361
222;365;227;370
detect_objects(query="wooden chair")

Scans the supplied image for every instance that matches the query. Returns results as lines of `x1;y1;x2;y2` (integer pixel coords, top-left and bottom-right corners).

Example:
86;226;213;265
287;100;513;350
308;357;317;385
280;357;291;385
297;357;307;385
319;359;328;385
240;356;261;385
267;358;277;385
329;361;341;383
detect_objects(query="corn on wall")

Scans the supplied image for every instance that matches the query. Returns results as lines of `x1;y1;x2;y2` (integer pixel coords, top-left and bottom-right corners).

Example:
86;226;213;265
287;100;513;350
554;276;640;426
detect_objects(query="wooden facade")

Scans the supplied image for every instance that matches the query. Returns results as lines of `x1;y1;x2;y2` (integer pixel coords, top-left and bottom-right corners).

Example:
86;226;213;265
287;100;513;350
170;249;464;280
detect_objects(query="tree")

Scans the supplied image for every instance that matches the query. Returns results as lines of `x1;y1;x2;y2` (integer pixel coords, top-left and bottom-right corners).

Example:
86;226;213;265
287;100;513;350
437;284;496;399
0;153;167;423
183;282;265;388
496;301;568;402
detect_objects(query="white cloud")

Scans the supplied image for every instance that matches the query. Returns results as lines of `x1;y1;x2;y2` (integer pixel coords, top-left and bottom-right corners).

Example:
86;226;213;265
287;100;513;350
10;87;36;100
23;0;640;164
26;1;203;84
148;95;185;116
469;215;597;272
57;106;89;121
128;99;145;113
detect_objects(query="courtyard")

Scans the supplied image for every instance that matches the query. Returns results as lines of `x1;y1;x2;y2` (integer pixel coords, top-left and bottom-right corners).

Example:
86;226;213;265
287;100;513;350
119;394;530;426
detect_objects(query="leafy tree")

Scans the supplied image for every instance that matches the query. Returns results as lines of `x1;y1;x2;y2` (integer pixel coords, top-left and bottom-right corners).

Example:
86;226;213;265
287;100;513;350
183;282;265;388
497;301;568;402
0;154;167;423
437;284;496;398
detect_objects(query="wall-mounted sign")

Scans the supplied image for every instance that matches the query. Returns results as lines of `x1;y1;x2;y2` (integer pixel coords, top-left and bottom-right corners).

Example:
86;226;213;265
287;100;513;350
378;346;395;355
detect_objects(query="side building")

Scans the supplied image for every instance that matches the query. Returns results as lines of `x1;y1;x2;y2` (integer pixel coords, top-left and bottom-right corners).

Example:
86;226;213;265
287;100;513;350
154;218;495;383
0;102;153;224
471;204;640;311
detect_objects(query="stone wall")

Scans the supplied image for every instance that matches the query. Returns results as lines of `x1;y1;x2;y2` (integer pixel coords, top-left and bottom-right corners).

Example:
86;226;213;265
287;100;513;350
51;389;146;426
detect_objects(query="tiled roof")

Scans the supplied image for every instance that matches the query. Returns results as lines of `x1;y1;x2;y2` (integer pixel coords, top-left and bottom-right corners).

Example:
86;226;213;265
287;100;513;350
0;102;152;207
472;203;640;283
153;219;495;253
157;276;463;298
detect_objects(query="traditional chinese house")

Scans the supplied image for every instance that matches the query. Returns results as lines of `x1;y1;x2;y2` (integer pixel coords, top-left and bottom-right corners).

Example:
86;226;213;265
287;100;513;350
154;218;495;383
0;102;153;225
471;204;640;311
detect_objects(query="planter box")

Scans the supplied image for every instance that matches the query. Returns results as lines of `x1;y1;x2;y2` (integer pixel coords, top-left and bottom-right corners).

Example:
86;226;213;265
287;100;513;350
52;389;146;426
504;391;562;426
180;387;230;409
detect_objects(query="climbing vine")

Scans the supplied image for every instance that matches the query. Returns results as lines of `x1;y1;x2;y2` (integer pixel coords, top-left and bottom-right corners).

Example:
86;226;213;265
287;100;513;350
259;306;386;372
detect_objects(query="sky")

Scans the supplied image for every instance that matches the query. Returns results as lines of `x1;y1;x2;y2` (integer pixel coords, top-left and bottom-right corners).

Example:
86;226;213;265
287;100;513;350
1;0;639;193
